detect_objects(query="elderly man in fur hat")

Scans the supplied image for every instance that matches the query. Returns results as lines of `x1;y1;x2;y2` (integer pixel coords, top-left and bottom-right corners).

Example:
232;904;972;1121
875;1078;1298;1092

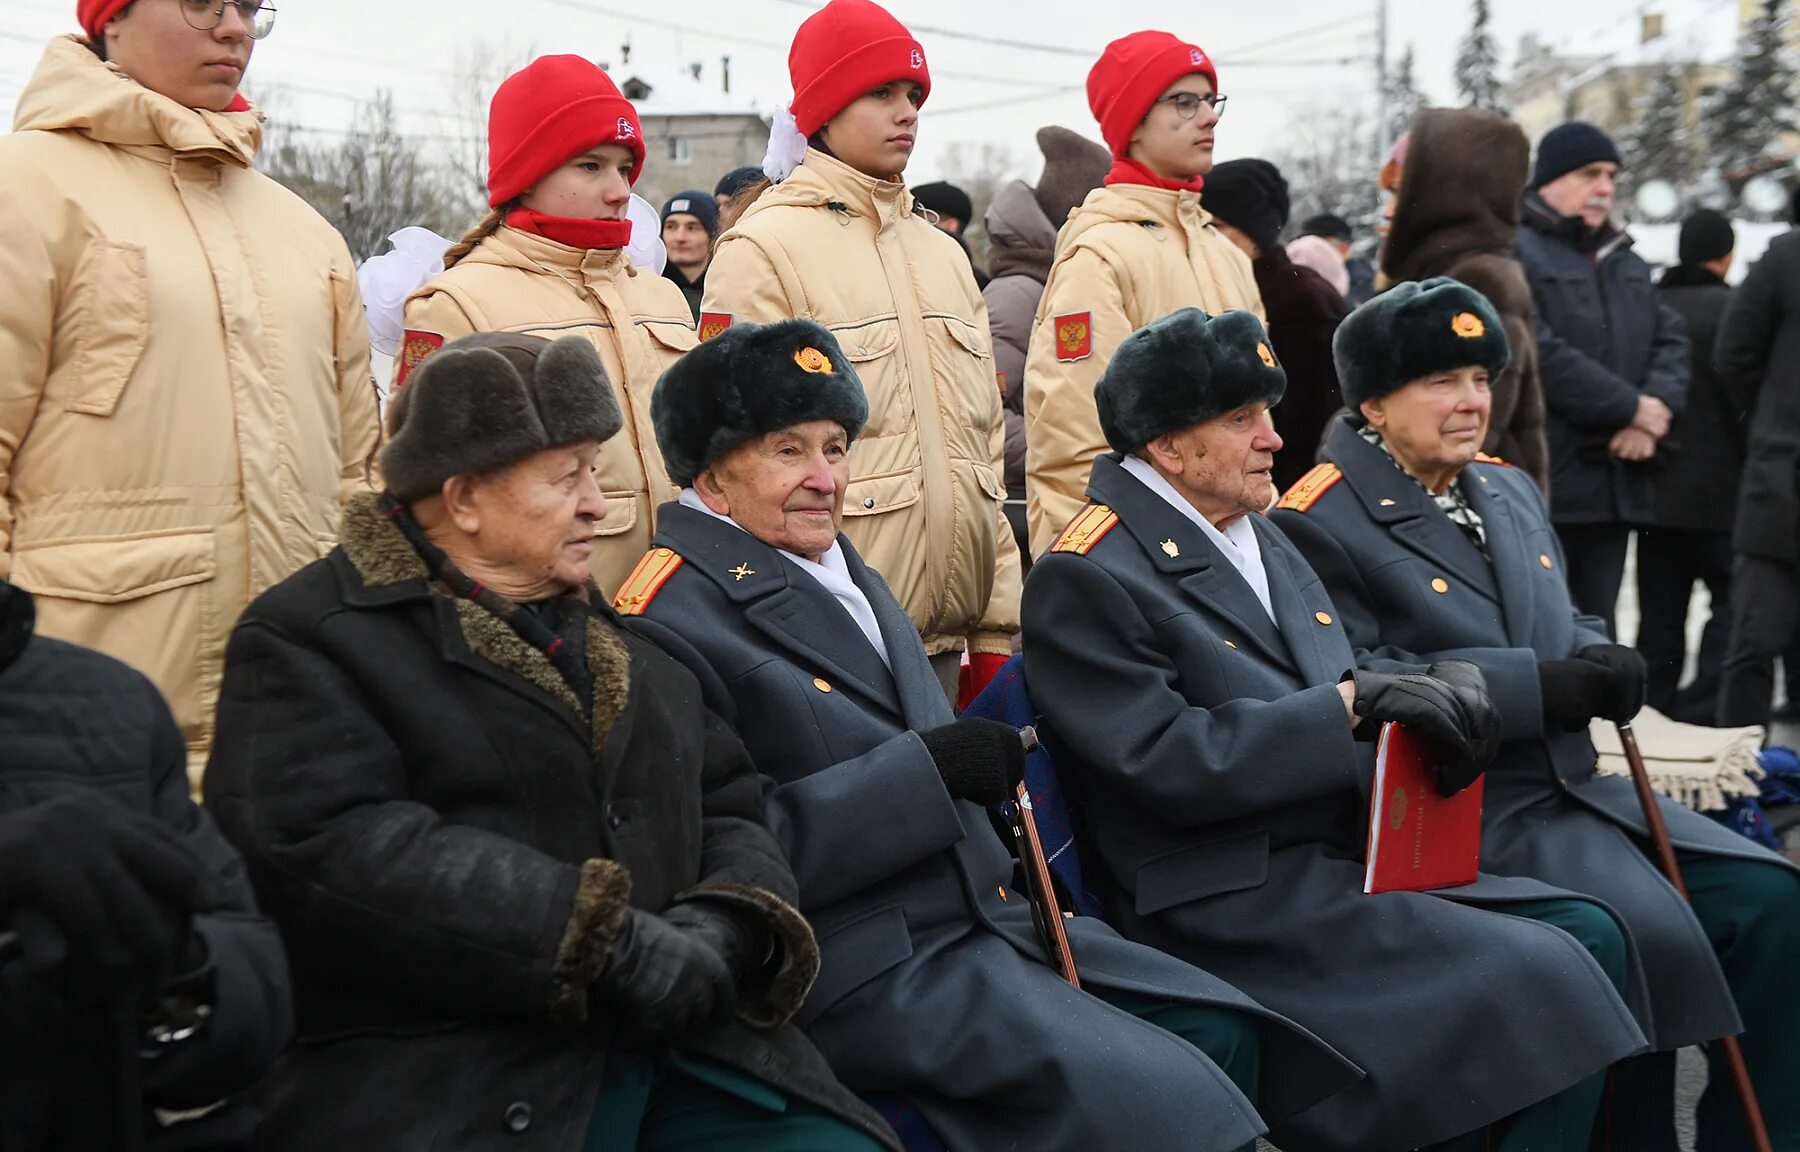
1021;307;1651;1152
617;317;1360;1152
1273;278;1800;1152
202;332;897;1152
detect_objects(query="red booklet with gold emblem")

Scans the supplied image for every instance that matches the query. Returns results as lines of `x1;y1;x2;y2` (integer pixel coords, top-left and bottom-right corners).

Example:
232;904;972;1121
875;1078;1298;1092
1364;721;1484;894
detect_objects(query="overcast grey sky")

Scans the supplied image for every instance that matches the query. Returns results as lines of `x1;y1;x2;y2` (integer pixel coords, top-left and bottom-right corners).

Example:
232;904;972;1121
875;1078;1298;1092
5;0;1653;193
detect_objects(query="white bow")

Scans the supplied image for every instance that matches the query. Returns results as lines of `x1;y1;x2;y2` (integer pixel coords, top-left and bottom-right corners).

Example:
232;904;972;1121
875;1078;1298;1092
357;226;454;356
763;103;809;184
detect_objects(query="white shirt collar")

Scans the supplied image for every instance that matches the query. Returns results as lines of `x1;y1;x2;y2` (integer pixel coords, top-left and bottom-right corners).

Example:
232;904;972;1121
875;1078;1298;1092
1118;455;1275;622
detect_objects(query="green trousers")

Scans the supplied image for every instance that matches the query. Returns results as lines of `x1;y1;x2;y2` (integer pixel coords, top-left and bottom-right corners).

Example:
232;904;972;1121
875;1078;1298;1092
1595;851;1800;1152
1090;986;1263;1152
584;1054;886;1152
1428;896;1631;1152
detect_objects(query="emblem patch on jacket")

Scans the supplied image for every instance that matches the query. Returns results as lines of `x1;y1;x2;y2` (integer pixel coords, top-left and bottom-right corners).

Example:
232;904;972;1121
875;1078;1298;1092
1275;462;1342;512
1452;312;1486;338
699;312;733;342
613;547;684;616
1054;312;1092;362
396;330;444;387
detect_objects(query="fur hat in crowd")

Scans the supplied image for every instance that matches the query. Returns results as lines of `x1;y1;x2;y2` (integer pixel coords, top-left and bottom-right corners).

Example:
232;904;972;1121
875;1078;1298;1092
913;181;974;229
653;319;869;487
1033;126;1112;227
1095;308;1287;454
382;333;624;501
1333;277;1510;408
1202;158;1290;253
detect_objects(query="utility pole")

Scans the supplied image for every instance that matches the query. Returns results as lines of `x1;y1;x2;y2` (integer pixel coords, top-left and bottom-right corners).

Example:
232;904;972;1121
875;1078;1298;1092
1374;0;1391;166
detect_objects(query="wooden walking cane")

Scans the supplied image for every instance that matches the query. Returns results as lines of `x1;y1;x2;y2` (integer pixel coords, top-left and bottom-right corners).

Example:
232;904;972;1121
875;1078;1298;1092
1616;721;1773;1152
1009;726;1080;988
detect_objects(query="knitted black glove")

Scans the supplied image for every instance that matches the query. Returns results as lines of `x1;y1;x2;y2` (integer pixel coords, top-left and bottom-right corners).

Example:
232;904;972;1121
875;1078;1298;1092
1423;660;1502;796
1577;643;1648;724
919;718;1025;806
1538;658;1616;732
594;907;735;1044
1352;668;1497;797
0;792;208;1002
661;899;772;992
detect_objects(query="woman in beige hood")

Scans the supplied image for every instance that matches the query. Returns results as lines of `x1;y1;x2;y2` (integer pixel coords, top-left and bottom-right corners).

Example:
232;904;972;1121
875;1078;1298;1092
1023;31;1264;557
400;55;697;598
0;2;381;786
701;0;1020;706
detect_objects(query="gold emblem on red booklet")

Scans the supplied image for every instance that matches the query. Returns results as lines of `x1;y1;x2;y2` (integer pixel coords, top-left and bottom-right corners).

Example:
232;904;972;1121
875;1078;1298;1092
794;347;831;374
1452;312;1485;338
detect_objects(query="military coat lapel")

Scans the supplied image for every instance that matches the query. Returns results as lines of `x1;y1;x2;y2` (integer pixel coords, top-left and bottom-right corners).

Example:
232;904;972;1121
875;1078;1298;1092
847;545;954;730
658;505;901;718
1258;528;1335;688
1328;423;1499;605
1461;473;1536;648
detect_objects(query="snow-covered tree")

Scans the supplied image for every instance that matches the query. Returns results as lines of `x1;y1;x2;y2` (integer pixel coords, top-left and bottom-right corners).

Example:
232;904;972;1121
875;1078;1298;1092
1455;0;1509;113
1707;0;1798;178
1383;45;1428;143
1620;62;1700;192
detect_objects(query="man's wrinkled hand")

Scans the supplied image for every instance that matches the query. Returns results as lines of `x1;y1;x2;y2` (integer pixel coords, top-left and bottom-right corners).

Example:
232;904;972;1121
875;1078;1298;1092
1610;427;1658;461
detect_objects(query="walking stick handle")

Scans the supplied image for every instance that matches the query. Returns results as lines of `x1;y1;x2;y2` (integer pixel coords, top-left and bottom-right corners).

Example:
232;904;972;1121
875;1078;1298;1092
1616;722;1773;1152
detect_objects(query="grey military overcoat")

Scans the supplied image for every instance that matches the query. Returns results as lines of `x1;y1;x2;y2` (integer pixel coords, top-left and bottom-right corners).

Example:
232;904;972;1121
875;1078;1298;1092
1022;454;1647;1152
1274;419;1796;1051
626;502;1357;1152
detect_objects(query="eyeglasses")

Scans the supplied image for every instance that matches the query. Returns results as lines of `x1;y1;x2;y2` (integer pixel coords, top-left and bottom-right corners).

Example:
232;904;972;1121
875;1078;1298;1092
1155;91;1228;121
177;0;278;39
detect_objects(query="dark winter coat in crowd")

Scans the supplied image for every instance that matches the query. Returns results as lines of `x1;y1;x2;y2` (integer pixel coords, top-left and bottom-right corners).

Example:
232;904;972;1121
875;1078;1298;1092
1382;108;1549;492
1345;255;1376;308
1655;264;1747;532
1715;230;1800;565
982;179;1058;490
1516;192;1690;524
200;496;897;1152
0;579;291;1152
1255;246;1350;491
662;261;706;323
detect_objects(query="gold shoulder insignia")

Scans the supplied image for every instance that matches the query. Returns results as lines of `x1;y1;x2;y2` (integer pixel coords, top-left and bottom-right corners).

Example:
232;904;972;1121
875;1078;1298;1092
1276;463;1343;512
1050;504;1120;555
1474;452;1513;468
612;547;684;616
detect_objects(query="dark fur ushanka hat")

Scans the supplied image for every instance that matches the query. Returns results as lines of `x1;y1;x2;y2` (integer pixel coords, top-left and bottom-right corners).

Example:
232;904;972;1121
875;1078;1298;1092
381;332;624;501
1333;277;1511;408
1094;307;1287;454
652;318;870;487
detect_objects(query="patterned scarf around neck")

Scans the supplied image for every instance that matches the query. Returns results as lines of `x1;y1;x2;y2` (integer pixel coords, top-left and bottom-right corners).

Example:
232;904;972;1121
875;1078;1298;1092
1355;422;1488;551
378;493;595;709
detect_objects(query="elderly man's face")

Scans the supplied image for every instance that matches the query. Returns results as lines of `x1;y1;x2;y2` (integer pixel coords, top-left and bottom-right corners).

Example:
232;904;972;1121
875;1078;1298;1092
698;421;850;561
463;442;607;593
1539;161;1617;230
1361;367;1492;489
1145;402;1283;527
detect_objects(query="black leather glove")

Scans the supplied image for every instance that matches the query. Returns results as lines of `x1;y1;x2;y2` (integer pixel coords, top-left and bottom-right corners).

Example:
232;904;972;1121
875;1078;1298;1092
919;718;1024;806
661;898;771;991
0;792;209;1002
1577;643;1648;723
1423;660;1502;795
1537;658;1616;732
594;907;735;1044
1352;668;1498;796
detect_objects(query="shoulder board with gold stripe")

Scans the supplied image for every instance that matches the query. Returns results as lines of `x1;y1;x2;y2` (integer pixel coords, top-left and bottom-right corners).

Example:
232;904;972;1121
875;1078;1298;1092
1474;452;1512;468
1050;504;1119;555
1276;463;1343;512
612;547;684;616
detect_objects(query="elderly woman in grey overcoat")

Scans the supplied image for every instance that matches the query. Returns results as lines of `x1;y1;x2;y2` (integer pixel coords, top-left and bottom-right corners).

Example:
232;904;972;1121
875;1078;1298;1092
619;317;1360;1152
202;332;896;1152
1272;278;1800;1152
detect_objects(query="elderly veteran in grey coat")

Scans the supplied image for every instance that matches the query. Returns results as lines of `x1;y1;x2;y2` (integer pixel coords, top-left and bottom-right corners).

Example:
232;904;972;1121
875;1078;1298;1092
619;317;1359;1152
203;332;897;1152
1022;307;1650;1152
1272;278;1800;1152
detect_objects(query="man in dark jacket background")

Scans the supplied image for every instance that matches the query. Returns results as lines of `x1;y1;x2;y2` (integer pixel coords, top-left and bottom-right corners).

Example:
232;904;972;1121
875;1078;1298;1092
1715;196;1800;728
1640;210;1742;722
1204;158;1350;490
1516;121;1690;638
913;180;990;288
0;577;290;1151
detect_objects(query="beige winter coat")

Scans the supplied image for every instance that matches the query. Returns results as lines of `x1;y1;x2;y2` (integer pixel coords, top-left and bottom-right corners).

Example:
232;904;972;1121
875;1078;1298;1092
0;37;382;785
1023;183;1264;556
402;228;697;597
702;149;1020;657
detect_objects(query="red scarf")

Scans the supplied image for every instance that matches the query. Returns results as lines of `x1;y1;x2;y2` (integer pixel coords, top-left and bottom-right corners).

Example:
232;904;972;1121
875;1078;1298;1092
505;207;633;251
1103;157;1205;193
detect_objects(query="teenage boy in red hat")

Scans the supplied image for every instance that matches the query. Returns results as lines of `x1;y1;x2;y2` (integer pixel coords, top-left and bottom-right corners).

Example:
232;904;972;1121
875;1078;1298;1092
0;0;381;789
1023;31;1265;557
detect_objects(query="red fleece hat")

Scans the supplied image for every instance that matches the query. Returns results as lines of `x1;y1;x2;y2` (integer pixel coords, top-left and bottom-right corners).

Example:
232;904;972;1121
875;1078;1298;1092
1086;31;1218;159
486;55;644;208
77;0;132;40
788;0;930;137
